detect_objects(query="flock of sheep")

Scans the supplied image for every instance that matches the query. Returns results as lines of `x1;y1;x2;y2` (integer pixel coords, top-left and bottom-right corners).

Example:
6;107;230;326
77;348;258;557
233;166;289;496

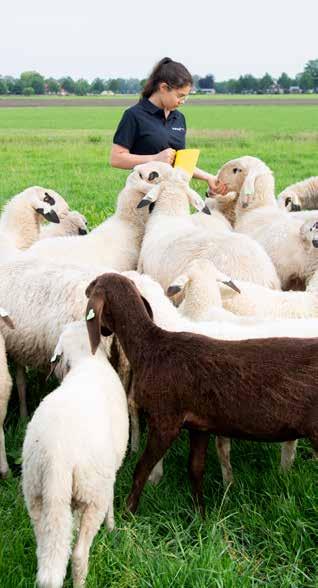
1;157;318;587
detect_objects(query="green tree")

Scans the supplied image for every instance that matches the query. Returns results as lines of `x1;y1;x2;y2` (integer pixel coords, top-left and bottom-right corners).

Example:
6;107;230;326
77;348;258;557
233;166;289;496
20;71;45;94
304;59;318;89
46;78;60;93
258;73;273;93
277;72;292;91
198;74;215;89
90;78;105;94
59;77;76;93
12;79;23;94
23;86;35;95
74;78;90;96
107;79;120;93
0;78;8;94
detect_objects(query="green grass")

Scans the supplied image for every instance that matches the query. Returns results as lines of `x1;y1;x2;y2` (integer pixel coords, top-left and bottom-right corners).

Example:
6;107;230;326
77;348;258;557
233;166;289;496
0;104;318;587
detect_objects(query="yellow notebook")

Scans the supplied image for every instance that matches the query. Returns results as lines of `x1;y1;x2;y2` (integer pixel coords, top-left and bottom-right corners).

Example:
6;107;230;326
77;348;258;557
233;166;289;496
173;149;200;177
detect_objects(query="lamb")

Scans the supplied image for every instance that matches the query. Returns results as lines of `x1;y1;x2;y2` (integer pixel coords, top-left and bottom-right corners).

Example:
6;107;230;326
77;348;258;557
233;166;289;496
0;309;14;479
123;270;318;483
191;197;233;232
0;186;70;262
216;156;318;289
137;164;281;291
23;166;157;271
0;258;127;419
22;320;129;588
219;274;318;320
39;210;88;239
277;176;318;211
85;272;318;515
166;259;244;323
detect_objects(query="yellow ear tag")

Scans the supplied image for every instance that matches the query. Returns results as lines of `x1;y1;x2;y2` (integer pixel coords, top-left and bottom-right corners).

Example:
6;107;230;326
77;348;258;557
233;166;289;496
173;149;200;178
86;308;95;321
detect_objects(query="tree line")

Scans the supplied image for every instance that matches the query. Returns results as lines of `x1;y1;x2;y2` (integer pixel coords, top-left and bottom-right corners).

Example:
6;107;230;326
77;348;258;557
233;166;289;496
1;60;318;96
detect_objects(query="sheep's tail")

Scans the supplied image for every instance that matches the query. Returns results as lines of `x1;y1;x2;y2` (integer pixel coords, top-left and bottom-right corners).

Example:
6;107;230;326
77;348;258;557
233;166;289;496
36;467;73;588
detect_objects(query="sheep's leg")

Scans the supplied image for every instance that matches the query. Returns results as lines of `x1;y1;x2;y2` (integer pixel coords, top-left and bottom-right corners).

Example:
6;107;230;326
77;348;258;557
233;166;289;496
129;401;140;454
188;430;210;517
215;436;233;486
127;424;180;514
16;364;28;419
0;376;12;478
105;485;115;532
72;503;105;588
280;440;298;471
148;458;163;485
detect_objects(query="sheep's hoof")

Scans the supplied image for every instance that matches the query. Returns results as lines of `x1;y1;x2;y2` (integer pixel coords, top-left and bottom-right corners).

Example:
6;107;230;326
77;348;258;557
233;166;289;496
0;468;11;480
147;471;162;485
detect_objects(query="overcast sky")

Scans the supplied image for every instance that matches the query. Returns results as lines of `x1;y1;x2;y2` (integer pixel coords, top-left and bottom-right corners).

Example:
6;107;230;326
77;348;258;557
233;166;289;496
2;0;317;81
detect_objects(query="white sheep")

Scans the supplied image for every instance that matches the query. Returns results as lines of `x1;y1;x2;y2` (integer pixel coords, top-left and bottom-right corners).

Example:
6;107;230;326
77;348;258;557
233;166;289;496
191;196;233;232
166;259;249;324
23;167;156;271
0;259;129;420
0;309;14;479
0;186;69;262
216;156;318;289
219;275;318;319
22;320;129;588
277;176;318;211
123;271;318;482
39;210;88;239
137;165;281;292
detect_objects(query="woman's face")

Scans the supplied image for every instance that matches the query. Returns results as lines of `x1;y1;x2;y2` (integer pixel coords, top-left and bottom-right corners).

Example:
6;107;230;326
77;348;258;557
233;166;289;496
158;82;191;110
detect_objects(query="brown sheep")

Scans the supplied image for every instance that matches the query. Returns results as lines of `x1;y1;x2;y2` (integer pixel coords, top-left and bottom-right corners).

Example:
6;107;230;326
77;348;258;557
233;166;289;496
85;272;318;515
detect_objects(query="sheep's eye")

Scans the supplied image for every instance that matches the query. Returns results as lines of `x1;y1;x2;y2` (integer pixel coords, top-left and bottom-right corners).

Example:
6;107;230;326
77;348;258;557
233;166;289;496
44;193;55;205
233;168;240;174
139;172;143;179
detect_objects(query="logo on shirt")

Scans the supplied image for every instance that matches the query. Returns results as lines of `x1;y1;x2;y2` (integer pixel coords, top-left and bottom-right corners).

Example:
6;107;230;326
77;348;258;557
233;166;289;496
171;127;185;132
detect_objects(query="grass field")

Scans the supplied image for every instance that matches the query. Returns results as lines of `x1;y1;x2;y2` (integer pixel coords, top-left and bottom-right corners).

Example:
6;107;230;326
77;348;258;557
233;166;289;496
0;103;318;587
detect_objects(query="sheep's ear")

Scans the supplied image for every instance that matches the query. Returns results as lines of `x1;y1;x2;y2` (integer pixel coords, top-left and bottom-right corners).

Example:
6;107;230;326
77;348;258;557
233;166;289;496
85;294;109;355
187;187;205;211
214;271;241;294
137;184;161;209
46;352;63;381
141;295;153;320
239;170;259;208
0;308;14;329
167;273;189;297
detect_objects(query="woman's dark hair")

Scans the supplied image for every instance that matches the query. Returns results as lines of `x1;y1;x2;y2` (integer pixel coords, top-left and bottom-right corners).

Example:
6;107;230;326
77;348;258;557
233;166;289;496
142;57;193;98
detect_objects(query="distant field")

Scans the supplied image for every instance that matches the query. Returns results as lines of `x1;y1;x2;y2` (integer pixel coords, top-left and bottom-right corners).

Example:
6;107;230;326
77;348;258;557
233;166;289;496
0;104;318;587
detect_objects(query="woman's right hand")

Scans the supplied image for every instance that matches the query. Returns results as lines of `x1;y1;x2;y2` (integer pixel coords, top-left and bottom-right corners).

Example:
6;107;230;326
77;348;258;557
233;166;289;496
155;148;176;165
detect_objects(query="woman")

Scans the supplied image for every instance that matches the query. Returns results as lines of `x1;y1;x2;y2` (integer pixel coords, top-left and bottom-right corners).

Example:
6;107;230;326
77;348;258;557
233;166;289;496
110;57;224;193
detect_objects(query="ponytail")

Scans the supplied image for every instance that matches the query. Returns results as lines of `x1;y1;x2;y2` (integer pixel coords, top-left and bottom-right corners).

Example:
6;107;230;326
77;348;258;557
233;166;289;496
142;57;193;98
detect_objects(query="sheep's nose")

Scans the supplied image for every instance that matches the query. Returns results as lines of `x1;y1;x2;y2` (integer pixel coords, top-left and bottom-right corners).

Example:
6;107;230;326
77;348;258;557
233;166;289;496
78;228;87;235
290;203;301;212
312;239;318;248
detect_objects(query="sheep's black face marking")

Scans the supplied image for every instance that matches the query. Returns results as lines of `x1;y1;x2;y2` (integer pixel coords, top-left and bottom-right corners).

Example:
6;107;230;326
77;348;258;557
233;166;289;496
202;204;211;215
44;193;55;205
149;202;156;213
167;285;182;297
44;210;60;224
148;171;159;182
139;172;143;179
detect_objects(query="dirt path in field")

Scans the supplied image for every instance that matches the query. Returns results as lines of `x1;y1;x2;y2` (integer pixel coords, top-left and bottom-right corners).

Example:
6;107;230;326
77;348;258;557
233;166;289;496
1;98;318;107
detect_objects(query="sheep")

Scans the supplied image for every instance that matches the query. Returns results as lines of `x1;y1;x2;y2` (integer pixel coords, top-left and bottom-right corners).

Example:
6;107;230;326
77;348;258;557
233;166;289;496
277;176;318;211
0;186;70;262
0;309;14;479
190;197;234;232
23;166;158;271
39;210;88;239
137;165;281;291
203;191;239;227
123;270;318;483
0;258;128;419
85;272;318;515
216;156;318;289
22;320;129;588
219;275;318;320
166;259;245;323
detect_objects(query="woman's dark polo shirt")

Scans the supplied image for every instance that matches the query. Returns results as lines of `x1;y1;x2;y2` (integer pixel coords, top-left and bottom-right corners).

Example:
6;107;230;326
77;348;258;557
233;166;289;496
113;97;186;155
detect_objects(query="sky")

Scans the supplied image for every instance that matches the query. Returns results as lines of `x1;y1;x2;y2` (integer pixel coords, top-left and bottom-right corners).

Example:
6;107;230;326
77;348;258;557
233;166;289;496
1;0;318;81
